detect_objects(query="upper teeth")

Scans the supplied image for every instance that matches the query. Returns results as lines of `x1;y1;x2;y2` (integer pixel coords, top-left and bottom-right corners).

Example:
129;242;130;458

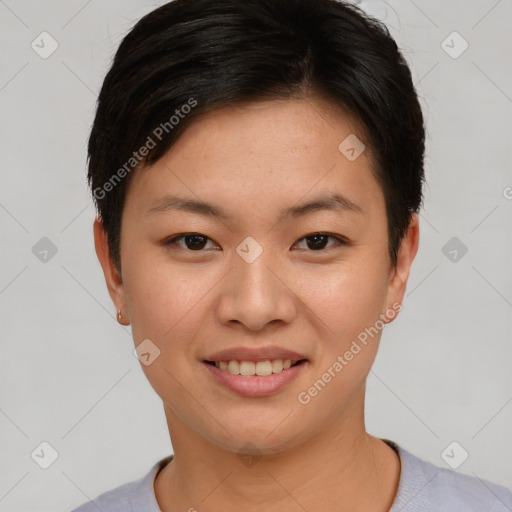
214;359;295;376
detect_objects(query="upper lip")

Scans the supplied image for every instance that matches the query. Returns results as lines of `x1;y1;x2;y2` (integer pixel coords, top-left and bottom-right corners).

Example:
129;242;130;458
204;346;308;362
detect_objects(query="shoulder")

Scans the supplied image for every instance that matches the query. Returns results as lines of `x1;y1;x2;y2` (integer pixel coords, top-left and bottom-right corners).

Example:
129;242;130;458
70;456;172;512
71;480;134;512
387;440;512;512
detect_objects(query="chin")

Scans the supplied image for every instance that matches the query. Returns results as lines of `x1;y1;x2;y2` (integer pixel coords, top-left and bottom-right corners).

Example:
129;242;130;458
205;420;314;458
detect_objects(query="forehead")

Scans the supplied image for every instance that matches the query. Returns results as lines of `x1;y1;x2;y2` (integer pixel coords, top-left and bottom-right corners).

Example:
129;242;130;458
125;97;385;221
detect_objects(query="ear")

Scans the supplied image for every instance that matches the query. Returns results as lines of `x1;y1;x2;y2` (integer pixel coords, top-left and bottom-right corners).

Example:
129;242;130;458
383;213;420;322
93;217;128;323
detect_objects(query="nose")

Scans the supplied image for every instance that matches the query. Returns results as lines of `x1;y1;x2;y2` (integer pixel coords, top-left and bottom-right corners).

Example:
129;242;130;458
215;246;297;331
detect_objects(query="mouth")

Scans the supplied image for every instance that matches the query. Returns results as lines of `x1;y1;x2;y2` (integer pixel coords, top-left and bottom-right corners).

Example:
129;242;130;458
203;358;307;376
202;357;308;396
201;346;309;396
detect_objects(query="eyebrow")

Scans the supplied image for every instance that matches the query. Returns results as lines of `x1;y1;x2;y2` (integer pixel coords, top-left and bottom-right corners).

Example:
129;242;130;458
146;192;363;220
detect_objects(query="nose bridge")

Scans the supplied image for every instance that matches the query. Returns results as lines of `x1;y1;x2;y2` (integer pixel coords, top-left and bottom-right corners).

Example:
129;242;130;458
236;238;281;302
237;248;277;299
216;238;296;330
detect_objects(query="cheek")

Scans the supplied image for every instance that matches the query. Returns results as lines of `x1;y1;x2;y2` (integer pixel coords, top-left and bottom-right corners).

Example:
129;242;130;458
298;256;389;341
128;276;204;344
121;247;205;343
123;264;210;399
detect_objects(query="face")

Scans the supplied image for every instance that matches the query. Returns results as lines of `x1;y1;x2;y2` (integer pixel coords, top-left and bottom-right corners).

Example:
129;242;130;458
95;97;418;455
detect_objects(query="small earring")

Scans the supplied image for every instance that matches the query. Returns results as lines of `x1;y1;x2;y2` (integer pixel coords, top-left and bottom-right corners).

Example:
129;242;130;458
117;309;123;324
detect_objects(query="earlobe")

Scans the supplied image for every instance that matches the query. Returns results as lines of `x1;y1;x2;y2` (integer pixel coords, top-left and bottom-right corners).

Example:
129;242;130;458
93;217;127;317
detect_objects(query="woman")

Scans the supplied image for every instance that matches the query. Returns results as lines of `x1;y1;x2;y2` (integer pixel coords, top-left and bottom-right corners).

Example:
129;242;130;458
73;0;512;510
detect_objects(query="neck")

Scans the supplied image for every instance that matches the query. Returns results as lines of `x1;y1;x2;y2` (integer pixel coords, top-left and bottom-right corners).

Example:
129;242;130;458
154;398;400;512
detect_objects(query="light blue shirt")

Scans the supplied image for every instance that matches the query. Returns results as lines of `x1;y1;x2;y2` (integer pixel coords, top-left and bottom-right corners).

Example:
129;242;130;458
71;440;512;511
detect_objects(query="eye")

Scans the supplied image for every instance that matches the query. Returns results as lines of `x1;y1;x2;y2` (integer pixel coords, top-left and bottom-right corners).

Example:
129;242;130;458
162;232;347;252
293;233;346;251
163;233;218;251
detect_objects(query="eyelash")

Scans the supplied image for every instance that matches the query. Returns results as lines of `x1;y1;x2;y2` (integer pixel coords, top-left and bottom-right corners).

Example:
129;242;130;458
162;232;348;252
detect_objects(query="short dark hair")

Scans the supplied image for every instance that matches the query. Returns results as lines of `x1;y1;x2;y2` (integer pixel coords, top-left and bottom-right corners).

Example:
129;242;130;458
88;0;425;269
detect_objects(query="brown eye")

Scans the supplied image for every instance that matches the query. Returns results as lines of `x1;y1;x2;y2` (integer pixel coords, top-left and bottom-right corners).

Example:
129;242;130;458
164;233;216;251
294;233;345;251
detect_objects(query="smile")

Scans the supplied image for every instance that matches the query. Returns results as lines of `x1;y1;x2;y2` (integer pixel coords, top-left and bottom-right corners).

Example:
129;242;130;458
203;359;308;396
205;359;304;376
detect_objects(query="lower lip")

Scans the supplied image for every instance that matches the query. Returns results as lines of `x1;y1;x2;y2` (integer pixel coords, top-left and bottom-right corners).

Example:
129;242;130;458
203;361;306;396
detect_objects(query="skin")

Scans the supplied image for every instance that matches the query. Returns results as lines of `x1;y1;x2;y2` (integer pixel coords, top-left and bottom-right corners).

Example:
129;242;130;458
94;96;419;512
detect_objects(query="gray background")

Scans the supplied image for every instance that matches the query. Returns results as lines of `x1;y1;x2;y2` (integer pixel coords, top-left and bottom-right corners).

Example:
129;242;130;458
1;0;511;510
